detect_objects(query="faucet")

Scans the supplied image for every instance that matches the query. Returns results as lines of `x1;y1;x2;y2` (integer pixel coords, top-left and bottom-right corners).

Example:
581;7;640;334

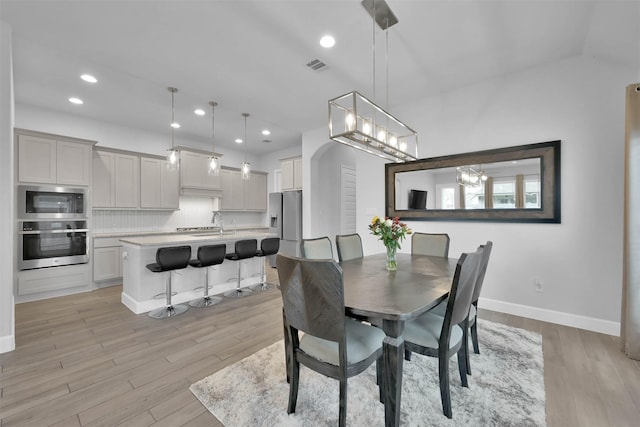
212;212;224;234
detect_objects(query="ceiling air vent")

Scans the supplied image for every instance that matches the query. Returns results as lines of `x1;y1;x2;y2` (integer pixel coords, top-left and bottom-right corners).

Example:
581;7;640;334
306;58;327;71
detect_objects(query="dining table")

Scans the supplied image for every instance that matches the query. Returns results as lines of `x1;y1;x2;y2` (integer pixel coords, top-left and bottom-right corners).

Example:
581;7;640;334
339;252;459;427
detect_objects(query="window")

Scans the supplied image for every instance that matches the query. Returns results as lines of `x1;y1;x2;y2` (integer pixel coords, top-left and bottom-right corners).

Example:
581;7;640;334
524;178;540;208
493;180;516;208
464;185;485;209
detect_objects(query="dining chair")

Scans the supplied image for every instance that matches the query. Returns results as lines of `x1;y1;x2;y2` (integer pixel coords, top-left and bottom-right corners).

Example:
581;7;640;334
335;233;363;262
276;253;385;427
411;232;450;257
300;236;334;260
429;241;493;374
402;247;483;419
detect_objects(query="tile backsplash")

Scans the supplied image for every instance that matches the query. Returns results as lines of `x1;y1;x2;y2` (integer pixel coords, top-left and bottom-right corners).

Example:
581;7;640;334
92;197;266;233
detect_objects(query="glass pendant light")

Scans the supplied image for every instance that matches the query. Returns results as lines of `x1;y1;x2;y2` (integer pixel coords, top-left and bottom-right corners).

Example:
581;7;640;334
207;101;221;175
166;87;179;170
241;113;251;180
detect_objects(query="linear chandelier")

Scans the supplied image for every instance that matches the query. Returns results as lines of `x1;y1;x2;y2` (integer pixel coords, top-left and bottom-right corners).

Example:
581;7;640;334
328;0;418;163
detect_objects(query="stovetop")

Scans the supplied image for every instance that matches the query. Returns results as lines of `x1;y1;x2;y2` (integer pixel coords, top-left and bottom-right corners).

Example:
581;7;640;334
176;226;220;232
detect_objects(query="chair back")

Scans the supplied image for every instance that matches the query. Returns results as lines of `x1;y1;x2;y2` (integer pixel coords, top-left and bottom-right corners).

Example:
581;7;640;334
300;236;334;260
277;254;345;343
156;246;191;271
260;237;280;256
335;233;363;262
444;247;483;328
471;241;493;303
196;244;226;267
411;232;450;257
234;239;257;259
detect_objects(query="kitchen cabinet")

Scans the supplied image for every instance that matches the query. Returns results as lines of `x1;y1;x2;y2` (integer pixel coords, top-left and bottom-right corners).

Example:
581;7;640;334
17;132;93;186
244;172;268;211
180;149;221;191
281;156;302;191
93;237;122;282
92;150;140;208
140;156;179;209
220;168;267;211
17;264;90;297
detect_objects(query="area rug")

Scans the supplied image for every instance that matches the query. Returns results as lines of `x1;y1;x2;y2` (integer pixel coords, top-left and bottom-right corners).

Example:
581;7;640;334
190;320;545;426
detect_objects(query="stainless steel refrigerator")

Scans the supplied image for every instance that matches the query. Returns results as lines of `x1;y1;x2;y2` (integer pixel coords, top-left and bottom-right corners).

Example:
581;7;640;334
269;191;302;261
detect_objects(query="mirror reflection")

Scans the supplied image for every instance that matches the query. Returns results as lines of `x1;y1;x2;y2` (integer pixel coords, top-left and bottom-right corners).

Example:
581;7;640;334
395;158;541;210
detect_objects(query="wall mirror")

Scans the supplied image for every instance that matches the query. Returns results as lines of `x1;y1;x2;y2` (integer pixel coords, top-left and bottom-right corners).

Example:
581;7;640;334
385;140;561;222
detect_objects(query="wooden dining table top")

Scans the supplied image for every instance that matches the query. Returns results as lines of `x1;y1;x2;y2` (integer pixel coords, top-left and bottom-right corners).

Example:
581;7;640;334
340;253;458;321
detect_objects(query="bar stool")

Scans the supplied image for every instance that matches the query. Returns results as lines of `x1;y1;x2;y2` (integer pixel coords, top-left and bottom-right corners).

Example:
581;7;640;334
223;239;257;298
189;244;226;308
146;245;191;319
251;237;280;291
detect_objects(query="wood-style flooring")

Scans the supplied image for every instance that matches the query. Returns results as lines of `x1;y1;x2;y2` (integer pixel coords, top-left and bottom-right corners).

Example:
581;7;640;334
1;268;640;426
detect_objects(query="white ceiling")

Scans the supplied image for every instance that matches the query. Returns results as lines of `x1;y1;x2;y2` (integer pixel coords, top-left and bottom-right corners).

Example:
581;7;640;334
1;0;638;155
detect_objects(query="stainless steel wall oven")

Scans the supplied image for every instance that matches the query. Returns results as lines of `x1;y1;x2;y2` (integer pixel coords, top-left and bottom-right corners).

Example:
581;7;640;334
19;220;89;270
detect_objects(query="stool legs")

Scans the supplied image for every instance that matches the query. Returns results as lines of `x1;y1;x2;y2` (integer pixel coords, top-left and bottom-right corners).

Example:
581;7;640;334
224;260;253;298
190;267;223;308
250;257;273;291
149;271;189;319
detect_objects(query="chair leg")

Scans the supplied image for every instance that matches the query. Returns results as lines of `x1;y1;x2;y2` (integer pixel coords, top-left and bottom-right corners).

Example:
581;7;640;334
149;271;188;319
463;323;472;376
471;320;480;354
283;309;291;384
224;260;253;298
457;347;468;388
376;357;385;404
404;348;412;361
438;353;452;419
339;378;347;427
287;357;299;414
190;267;222;308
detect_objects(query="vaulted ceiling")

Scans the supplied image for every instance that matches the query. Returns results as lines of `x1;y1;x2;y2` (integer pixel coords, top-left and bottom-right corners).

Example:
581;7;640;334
1;1;638;154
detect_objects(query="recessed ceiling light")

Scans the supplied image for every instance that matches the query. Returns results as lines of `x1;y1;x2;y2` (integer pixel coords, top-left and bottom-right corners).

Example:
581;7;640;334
170;122;181;129
262;129;271;136
235;138;243;144
194;109;205;116
320;35;335;48
80;74;97;83
68;97;83;105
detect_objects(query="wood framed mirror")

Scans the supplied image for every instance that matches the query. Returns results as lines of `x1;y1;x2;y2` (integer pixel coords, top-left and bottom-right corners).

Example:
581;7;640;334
385;140;561;222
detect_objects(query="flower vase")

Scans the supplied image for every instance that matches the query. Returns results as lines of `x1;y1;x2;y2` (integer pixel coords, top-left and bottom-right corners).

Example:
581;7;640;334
386;245;397;271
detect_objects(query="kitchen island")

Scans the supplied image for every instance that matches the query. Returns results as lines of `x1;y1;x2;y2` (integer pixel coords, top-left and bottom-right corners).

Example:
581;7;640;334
120;231;277;314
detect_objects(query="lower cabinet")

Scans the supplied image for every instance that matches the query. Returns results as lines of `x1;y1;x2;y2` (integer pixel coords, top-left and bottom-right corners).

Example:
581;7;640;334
17;264;91;297
93;238;123;284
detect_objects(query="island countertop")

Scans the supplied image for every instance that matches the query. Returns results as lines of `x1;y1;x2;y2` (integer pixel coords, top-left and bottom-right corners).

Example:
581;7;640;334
120;231;277;247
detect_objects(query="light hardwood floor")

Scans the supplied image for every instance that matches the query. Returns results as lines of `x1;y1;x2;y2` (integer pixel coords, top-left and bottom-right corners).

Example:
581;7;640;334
2;269;640;426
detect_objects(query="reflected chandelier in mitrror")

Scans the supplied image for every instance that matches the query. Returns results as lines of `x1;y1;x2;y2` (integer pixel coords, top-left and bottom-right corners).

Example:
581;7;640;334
456;165;488;188
328;0;418;163
166;87;180;170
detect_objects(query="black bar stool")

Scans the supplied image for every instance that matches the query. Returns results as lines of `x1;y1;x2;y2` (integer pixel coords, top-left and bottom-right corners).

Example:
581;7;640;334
189;244;226;308
146;246;191;319
251;237;280;291
223;239;257;298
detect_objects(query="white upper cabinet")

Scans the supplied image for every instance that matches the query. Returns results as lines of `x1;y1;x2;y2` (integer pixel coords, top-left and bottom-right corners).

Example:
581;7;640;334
140;156;179;209
18;132;93;186
220;168;267;211
92;150;139;208
180;149;221;192
281;156;302;191
244;172;267;211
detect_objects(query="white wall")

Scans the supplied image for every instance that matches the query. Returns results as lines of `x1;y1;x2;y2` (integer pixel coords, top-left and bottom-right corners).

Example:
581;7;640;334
304;55;635;335
0;21;15;353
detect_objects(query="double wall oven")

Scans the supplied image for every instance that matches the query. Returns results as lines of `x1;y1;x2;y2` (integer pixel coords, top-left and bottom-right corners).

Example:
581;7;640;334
18;185;90;270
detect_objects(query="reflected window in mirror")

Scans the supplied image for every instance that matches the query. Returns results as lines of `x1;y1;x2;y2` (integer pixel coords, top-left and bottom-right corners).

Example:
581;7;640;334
385;140;561;222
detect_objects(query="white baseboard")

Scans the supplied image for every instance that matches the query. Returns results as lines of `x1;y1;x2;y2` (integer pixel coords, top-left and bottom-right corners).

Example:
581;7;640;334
479;297;621;337
0;334;15;354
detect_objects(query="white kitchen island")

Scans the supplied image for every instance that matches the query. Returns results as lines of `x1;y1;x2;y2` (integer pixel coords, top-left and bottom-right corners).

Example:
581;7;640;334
120;231;277;314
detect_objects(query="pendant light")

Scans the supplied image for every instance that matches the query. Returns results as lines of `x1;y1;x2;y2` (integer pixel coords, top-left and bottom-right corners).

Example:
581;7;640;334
207;101;221;175
241;112;251;180
166;87;180;170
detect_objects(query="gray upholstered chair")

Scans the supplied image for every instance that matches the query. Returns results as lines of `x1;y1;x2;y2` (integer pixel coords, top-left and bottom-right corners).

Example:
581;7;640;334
429;241;493;374
411;232;450;257
277;254;385;427
300;236;333;260
402;247;483;419
335;233;363;262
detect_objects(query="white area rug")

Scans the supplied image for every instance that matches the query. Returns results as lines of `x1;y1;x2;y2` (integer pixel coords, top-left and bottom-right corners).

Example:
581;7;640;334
190;320;545;426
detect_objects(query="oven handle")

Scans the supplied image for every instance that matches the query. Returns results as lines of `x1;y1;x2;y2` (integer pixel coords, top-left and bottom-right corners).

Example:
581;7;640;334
19;229;89;234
